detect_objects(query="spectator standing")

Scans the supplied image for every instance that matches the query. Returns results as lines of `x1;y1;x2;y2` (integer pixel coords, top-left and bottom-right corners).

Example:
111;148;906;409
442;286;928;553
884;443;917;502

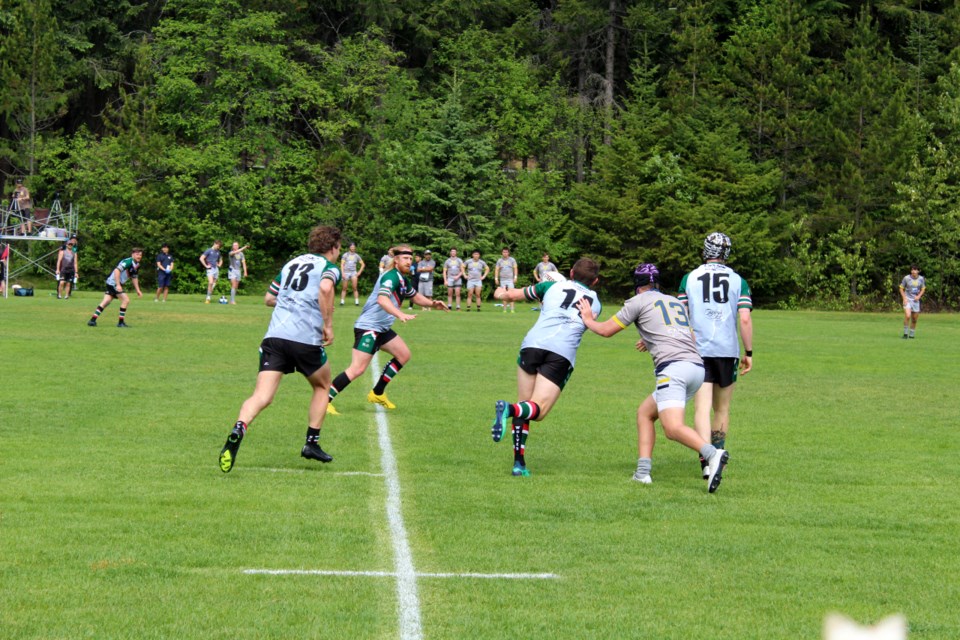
339;242;365;306
200;240;223;303
155;244;174;302
228;242;248;304
56;237;79;299
495;247;519;313
463;250;490;312
533;253;558;283
443;247;465;311
417;250;436;308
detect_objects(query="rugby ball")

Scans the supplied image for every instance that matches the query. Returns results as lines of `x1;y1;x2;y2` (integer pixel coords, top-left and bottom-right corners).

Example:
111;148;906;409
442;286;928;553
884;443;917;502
543;271;567;283
219;296;228;304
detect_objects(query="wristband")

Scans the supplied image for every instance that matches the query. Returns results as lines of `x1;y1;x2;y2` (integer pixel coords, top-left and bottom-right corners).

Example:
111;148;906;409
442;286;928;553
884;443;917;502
745;350;753;357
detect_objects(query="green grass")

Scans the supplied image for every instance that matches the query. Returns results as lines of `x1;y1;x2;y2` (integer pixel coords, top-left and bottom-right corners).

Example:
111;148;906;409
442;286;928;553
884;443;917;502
2;291;959;639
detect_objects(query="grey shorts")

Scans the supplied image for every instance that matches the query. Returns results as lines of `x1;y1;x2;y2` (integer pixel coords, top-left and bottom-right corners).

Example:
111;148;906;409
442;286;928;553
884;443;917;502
653;361;704;411
206;267;219;279
418;280;433;297
467;279;482;289
228;267;242;281
500;279;515;289
446;278;462;289
904;299;920;313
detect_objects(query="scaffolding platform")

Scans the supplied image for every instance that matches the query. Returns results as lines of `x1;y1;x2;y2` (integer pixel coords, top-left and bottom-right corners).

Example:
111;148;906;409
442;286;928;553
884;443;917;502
1;193;80;298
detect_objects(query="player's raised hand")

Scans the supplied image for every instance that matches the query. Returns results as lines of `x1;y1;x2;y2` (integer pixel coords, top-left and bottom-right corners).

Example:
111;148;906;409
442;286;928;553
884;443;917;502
576;297;596;321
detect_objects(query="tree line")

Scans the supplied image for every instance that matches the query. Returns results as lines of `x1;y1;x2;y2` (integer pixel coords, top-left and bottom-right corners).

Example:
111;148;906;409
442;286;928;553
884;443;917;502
1;0;958;307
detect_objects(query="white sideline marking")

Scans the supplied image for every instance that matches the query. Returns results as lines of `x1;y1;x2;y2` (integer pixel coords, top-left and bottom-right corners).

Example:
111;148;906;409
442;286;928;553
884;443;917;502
243;569;559;580
372;353;423;640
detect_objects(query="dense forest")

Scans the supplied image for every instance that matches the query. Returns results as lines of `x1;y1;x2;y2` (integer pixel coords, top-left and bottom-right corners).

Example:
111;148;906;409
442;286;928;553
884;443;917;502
1;0;958;308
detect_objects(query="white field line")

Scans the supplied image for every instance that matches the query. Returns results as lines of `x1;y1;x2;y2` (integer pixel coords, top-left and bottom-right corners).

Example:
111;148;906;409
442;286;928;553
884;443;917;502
372;353;423;640
242;569;559;580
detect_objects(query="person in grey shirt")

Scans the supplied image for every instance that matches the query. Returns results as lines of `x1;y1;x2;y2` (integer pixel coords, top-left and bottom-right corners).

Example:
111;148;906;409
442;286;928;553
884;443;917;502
577;262;729;493
228;242;248;304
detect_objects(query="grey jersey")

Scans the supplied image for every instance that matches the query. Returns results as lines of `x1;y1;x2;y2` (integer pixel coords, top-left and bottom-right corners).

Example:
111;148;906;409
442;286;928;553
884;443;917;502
229;251;244;271
264;254;341;346
519;280;601;367
534;261;557;279
614;289;702;370
496;257;517;281
418;258;436;281
202;247;221;267
900;275;925;301
341;251;362;276
465;258;487;280
444;257;464;277
356;269;417;332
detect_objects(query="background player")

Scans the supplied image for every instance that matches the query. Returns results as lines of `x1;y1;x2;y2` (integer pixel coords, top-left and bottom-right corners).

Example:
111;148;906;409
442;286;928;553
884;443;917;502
443;247;465;311
577;263;729;493
200;240;223;303
340;242;365;306
533;252;558;282
494;247;519;313
218;225;342;472
87;248;143;327
489;258;601;477
56;237;78;299
678;232;752;478
899;265;925;339
326;245;449;414
154;243;174;302
463;249;489;311
227;242;248;304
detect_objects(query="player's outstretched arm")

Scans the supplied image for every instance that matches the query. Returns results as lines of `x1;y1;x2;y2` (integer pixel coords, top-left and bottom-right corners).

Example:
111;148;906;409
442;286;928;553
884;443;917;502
494;286;526;303
413;292;448;311
377;293;416;322
576;298;622;337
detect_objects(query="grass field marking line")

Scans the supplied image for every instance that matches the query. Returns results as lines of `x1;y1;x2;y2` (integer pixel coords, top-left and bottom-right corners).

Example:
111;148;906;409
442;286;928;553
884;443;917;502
419;572;560;580
241;569;560;580
372;353;423;640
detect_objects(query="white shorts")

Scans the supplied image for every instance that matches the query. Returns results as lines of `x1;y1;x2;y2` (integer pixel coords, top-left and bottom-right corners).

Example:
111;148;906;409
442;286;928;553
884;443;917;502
653;361;704;411
228;268;242;281
904;300;920;313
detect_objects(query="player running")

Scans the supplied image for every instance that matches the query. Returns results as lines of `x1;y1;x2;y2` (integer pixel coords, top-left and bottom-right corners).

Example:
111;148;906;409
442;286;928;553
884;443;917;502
218;225;342;472
488;258;601;477
326;245;449;414
899;265;925;339
577;263;729;493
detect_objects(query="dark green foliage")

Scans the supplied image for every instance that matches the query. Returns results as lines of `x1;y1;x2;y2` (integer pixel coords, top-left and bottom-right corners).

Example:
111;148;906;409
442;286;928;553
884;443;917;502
4;0;960;308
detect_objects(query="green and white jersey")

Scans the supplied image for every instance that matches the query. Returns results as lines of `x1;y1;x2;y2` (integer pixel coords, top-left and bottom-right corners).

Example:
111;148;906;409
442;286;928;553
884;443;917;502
678;263;752;358
465;258;487;280
265;254;341;346
106;257;139;286
520;280;601;367
900;274;925;301
356;268;417;332
341;251;362;276
614;290;701;370
496;257;518;281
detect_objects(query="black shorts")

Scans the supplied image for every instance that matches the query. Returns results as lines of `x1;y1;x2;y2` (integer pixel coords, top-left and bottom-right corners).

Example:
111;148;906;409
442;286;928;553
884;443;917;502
157;271;172;287
702;357;739;388
259;337;328;377
517;348;574;390
60;268;76;281
105;284;124;297
353;327;398;355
